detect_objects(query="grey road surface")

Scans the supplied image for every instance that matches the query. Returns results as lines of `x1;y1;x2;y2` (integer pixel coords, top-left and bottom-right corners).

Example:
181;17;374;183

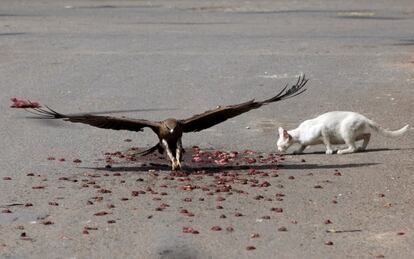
0;0;413;258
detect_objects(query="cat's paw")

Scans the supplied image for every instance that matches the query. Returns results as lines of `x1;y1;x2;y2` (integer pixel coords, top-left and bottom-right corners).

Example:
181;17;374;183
292;150;303;155
325;149;334;155
356;147;366;152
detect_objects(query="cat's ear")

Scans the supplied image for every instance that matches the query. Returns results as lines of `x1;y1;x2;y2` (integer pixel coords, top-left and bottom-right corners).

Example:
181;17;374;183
283;129;290;139
279;127;289;139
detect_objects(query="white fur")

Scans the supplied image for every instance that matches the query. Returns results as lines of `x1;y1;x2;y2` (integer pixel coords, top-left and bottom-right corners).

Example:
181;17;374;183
277;111;409;155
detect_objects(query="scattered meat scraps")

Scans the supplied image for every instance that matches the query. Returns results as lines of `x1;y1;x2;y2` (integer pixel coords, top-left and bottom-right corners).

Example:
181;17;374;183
10;97;40;108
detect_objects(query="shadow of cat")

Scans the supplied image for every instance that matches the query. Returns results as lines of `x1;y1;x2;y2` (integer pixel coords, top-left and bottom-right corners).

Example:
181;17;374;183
289;147;413;155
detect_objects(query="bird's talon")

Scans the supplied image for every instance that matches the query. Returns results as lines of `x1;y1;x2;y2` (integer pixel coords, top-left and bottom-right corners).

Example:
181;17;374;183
171;159;180;170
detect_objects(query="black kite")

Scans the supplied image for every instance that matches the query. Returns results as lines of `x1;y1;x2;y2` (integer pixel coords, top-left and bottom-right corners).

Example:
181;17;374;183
27;75;308;170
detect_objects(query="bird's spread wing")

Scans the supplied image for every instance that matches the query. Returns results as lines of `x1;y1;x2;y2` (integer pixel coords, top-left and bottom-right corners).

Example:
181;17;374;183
180;75;308;133
27;106;161;132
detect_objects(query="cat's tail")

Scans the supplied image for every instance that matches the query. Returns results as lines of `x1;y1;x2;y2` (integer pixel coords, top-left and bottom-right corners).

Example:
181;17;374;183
368;121;409;138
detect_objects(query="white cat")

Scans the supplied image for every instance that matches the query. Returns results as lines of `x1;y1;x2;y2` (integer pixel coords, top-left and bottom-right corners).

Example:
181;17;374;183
277;111;409;155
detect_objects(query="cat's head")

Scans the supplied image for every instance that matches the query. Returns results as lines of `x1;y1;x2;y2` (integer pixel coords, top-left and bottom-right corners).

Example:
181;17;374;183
277;127;293;152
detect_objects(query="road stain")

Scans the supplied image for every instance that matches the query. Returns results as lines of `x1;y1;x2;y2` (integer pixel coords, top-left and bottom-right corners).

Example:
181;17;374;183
0;211;49;224
388;60;414;71
337;11;376;17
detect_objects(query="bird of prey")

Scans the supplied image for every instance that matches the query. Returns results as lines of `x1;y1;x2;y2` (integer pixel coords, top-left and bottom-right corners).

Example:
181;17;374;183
27;75;308;170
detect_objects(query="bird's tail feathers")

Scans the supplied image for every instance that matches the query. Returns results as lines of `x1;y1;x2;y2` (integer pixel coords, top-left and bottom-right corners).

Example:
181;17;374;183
138;143;164;156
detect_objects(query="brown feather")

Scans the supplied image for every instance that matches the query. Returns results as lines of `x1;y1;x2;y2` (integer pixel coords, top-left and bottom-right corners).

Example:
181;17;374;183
137;143;164;156
29;106;161;133
180;75;308;133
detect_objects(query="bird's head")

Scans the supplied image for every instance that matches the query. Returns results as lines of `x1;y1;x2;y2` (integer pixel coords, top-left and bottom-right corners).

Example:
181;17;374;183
163;119;178;133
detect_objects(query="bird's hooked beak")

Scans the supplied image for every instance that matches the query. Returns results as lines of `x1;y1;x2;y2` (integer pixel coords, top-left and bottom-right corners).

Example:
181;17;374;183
163;119;177;134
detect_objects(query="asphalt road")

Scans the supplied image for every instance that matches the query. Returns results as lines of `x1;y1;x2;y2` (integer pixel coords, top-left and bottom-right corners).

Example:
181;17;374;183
1;0;413;258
